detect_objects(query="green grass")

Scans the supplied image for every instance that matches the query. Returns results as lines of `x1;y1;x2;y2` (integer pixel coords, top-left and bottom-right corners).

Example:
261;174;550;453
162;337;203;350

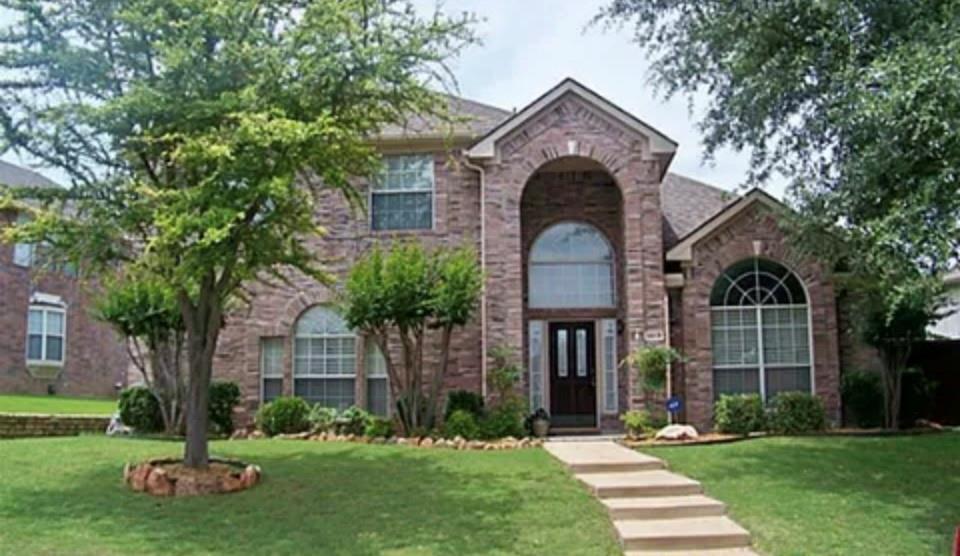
645;434;960;556
0;437;620;555
0;394;117;415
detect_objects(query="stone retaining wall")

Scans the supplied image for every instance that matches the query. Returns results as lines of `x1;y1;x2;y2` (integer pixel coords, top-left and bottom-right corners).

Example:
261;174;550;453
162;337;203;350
0;413;109;438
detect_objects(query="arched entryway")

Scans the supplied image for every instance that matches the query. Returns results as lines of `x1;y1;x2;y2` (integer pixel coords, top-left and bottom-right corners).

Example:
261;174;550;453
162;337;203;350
521;156;627;430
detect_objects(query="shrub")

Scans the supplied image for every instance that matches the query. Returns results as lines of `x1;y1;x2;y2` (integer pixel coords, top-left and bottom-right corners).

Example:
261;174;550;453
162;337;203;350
767;392;827;434
620;409;652;438
364;416;394;438
255;397;311;436
899;369;937;428
444;390;485;420
479;405;525;439
308;406;339;432
334;406;371;436
208;381;241;435
714;394;766;435
118;386;164;433
841;371;884;428
444;409;480;440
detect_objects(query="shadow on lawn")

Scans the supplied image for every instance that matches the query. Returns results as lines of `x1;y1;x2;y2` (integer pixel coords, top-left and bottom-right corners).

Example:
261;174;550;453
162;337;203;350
3;441;548;555
663;434;960;552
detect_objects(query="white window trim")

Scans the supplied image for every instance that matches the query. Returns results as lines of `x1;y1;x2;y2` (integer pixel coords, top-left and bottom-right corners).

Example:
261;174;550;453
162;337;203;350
368;154;436;232
26;305;66;367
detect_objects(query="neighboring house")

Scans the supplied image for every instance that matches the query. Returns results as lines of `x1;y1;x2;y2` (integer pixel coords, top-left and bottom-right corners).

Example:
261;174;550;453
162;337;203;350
929;271;960;339
213;78;845;431
0;160;128;397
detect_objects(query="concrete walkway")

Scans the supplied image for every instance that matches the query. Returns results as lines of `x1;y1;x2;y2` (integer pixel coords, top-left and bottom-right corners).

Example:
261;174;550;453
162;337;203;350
545;440;758;555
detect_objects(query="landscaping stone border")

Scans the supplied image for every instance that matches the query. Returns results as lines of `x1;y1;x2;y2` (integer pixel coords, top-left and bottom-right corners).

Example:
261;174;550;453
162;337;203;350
124;457;261;497
231;429;545;450
0;413;109;438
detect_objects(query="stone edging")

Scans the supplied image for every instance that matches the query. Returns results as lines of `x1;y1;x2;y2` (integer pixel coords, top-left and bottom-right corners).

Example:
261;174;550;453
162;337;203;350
0;412;109;438
233;430;545;450
124;457;261;497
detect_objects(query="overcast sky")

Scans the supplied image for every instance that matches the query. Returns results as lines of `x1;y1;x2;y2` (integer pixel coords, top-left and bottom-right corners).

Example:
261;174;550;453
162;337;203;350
0;1;786;198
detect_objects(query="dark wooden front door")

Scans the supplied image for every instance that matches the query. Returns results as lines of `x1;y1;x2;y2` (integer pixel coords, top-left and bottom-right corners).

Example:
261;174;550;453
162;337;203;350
549;322;597;428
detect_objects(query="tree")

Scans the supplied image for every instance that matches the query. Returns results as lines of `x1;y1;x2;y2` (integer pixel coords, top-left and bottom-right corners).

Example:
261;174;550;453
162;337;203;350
95;276;186;436
340;242;482;434
0;0;475;468
854;275;943;429
596;1;960;276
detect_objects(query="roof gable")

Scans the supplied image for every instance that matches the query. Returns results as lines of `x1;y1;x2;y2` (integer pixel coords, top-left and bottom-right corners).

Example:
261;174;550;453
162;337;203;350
466;78;678;159
665;188;785;262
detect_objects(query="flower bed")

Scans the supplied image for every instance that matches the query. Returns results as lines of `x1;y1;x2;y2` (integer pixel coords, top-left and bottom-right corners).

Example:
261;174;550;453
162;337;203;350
231;428;544;450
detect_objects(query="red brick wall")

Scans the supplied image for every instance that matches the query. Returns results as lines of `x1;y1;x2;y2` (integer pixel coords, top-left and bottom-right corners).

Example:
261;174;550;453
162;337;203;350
0;211;128;398
674;203;842;429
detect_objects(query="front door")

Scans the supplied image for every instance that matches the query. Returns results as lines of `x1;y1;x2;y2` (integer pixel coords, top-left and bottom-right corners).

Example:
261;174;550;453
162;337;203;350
549;322;597;428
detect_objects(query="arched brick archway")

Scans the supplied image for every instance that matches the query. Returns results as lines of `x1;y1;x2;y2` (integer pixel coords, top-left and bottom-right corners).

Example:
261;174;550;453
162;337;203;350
475;91;670;422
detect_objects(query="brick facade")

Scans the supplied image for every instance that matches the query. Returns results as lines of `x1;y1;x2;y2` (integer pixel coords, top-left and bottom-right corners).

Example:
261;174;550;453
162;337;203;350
672;203;842;429
0;210;129;398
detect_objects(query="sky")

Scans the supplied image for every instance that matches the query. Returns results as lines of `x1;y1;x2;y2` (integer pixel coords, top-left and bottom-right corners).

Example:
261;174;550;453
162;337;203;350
0;1;787;198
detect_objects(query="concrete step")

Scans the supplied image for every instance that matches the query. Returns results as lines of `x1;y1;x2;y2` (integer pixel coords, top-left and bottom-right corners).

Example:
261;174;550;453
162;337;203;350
616;516;752;551
544;441;665;474
604;495;726;520
576;470;702;499
626;548;759;556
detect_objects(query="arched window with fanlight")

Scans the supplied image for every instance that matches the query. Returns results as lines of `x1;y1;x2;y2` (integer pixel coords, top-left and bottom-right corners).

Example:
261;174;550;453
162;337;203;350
293;306;356;410
528;221;615;308
710;258;813;401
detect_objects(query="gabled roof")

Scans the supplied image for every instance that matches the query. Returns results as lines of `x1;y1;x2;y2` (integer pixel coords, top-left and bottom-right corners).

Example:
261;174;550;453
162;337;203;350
0;159;60;190
376;94;512;142
665;188;785;262
661;173;738;249
466;78;678;159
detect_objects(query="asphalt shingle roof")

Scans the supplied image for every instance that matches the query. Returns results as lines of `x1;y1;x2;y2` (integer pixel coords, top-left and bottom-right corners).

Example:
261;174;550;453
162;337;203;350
0;159;60;190
661;173;739;249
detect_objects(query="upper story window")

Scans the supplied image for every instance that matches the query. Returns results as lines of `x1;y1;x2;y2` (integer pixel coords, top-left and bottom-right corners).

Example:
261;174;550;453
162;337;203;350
27;304;66;365
370;154;434;231
528;221;615;308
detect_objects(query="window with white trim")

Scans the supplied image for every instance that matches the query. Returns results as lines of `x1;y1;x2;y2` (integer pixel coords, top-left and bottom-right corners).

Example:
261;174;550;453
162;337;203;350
710;258;812;401
27;305;65;365
293;306;356;410
528;321;545;411
364;339;389;416
529;222;615;308
260;337;283;403
371;154;434;231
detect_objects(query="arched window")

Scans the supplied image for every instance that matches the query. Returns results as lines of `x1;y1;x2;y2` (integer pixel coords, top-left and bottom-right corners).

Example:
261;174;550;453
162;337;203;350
529;222;615;308
710;258;812;401
293;306;356;410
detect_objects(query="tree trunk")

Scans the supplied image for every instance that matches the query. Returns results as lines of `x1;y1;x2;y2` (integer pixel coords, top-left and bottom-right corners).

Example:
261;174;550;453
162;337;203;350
425;325;453;429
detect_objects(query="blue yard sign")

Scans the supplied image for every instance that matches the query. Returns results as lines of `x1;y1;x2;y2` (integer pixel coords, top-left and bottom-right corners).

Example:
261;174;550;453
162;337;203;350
666;396;682;414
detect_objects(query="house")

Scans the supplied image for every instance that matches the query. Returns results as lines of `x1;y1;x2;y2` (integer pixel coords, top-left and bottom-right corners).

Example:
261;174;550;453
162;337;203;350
212;78;844;432
0;160;128;397
930;271;960;339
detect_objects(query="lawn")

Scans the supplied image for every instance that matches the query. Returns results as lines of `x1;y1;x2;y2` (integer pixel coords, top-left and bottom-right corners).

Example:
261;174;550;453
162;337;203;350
0;394;117;415
646;433;960;556
0;437;621;555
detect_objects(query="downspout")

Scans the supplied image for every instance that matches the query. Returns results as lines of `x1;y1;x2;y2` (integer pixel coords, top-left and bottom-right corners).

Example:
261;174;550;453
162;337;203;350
664;291;672;424
461;153;488;398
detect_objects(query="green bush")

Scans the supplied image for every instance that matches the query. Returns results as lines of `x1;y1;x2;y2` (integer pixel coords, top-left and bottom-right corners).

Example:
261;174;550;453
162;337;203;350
444;390;485;420
899;369;937;428
118;386;164;433
714;394;766;435
620;409;652;438
334;406;371;436
841;371;884;428
444;409;480;440
308;406;338;432
479;405;525;439
208;381;241;435
255;397;311;436
364;416;394;438
767;392;828;434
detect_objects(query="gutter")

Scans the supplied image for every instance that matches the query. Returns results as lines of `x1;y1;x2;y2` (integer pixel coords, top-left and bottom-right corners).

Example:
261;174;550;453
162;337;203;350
461;153;488;398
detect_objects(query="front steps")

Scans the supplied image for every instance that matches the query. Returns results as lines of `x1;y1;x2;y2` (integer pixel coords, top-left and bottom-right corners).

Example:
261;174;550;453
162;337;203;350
544;440;757;555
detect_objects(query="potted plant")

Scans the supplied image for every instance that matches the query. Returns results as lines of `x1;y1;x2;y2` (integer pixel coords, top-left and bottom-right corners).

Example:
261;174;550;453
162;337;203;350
525;408;551;438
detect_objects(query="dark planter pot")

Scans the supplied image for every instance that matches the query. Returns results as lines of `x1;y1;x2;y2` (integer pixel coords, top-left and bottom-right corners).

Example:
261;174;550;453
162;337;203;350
532;418;550;438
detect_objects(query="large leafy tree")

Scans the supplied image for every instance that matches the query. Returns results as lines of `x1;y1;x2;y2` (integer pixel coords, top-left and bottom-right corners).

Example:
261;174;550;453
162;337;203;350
596;1;960;276
0;0;474;467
